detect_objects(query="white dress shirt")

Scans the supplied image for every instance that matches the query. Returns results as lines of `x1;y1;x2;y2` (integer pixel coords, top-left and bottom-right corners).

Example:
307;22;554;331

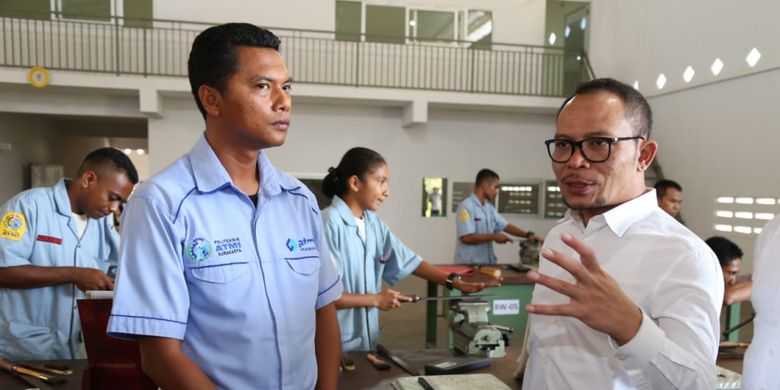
522;189;723;390
742;216;780;390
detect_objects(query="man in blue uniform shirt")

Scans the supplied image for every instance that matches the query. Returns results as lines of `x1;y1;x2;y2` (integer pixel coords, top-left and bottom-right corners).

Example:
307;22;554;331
0;147;137;360
455;169;543;264
108;23;343;390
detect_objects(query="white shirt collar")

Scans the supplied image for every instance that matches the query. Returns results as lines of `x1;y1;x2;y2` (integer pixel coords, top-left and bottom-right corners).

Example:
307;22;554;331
564;188;658;238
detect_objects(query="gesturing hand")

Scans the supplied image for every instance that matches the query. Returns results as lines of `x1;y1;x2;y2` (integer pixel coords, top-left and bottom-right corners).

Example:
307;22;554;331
525;233;642;346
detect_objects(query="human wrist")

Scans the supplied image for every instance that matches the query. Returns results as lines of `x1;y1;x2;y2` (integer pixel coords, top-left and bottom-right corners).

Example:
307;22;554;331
445;273;462;290
66;266;80;284
613;306;643;346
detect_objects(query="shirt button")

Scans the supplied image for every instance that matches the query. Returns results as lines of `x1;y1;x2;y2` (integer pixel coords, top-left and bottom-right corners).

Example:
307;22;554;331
617;354;626;361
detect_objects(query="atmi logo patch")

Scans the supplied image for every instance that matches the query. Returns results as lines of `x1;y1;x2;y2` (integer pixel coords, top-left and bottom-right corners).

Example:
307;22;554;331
286;237;316;252
186;237;213;262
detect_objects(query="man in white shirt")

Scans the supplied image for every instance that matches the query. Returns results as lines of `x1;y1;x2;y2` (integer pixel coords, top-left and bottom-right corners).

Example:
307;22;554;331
742;216;780;389
522;78;723;389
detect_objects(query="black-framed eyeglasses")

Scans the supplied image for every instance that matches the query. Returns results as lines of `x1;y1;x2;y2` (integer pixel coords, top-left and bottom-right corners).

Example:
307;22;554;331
544;136;645;163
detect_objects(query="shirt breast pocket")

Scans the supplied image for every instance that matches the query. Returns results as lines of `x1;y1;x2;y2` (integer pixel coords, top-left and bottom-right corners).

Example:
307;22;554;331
284;253;321;276
189;261;251;284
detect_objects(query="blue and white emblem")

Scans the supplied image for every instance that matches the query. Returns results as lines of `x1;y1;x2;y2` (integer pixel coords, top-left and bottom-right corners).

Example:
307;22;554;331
187;237;213;262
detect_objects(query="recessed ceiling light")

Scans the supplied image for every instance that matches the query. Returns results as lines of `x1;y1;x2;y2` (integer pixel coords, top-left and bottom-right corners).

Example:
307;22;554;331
632;80;639;90
564;26;571;37
548;32;556;45
656;74;667;89
711;58;724;75
746;47;761;67
683;66;695;83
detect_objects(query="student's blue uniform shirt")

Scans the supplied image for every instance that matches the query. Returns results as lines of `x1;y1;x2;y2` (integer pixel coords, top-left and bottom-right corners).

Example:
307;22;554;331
454;193;508;264
0;179;118;360
108;136;342;390
322;195;422;352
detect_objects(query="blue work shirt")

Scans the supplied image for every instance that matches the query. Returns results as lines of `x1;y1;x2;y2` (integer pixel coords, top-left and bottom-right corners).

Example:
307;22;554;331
454;193;508;265
108;136;342;390
322;195;422;352
0;179;118;360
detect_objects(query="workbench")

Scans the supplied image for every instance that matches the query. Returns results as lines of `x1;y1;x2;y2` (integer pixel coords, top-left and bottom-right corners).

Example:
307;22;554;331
425;264;534;348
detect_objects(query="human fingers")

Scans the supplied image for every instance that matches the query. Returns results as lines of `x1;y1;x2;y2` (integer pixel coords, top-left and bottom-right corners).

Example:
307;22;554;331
539;247;592;283
460;281;485;293
525;302;577;316
559;233;603;273
526;270;579;299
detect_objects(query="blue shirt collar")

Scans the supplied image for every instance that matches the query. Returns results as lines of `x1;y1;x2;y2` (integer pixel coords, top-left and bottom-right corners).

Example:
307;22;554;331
53;178;73;217
189;134;282;197
468;193;483;207
331;195;360;226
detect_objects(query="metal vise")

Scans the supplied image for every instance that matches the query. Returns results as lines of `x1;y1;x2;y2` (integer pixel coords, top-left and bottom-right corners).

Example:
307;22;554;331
449;301;506;358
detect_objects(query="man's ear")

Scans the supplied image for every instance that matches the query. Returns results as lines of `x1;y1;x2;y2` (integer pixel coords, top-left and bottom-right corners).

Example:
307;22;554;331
348;175;361;193
636;139;658;172
81;170;98;189
198;85;222;117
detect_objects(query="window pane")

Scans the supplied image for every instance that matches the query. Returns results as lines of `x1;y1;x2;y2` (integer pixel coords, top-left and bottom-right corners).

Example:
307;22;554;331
0;0;50;19
62;0;110;21
466;10;492;49
415;10;455;42
335;1;362;42
365;4;405;44
123;0;152;28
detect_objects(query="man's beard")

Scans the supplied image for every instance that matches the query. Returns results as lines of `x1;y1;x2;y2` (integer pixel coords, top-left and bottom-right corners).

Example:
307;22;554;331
562;195;607;211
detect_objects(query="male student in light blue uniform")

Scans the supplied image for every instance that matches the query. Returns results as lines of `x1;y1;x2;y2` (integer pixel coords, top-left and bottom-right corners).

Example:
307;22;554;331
108;23;343;390
0;148;137;360
455;169;543;264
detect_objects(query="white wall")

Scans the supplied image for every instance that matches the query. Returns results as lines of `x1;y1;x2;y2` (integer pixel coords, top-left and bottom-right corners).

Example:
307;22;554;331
648;69;780;271
154;0;547;46
586;0;780;271
589;0;779;95
154;1;335;31
149;96;560;263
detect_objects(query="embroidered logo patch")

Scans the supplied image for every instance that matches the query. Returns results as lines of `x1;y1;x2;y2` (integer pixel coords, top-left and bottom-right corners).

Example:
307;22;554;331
286;237;316;252
214;237;242;256
0;212;26;241
459;208;470;222
186;237;213;262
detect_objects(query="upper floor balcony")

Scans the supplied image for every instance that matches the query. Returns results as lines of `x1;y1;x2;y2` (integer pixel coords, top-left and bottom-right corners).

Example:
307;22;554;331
0;9;594;119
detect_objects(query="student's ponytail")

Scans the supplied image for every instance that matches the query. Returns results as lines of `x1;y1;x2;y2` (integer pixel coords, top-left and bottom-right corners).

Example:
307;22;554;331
321;167;345;198
322;147;386;199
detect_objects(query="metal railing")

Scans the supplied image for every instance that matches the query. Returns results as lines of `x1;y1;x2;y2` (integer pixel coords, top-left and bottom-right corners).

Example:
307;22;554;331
0;9;592;97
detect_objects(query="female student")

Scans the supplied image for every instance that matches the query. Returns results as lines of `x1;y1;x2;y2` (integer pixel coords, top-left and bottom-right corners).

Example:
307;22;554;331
321;147;497;351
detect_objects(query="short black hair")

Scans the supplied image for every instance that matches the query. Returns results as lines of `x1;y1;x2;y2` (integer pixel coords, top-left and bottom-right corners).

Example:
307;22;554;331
77;147;139;184
705;236;744;267
188;23;281;119
654;179;682;199
322;147;386;199
475;169;499;187
558;78;653;138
